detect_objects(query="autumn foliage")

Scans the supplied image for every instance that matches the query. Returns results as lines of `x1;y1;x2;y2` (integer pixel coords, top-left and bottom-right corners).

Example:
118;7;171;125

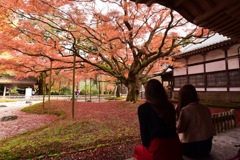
0;0;214;101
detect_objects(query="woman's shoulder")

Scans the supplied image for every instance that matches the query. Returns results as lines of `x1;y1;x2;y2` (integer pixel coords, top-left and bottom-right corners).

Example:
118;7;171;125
138;102;152;111
166;101;175;107
188;102;207;108
138;102;150;108
183;102;209;112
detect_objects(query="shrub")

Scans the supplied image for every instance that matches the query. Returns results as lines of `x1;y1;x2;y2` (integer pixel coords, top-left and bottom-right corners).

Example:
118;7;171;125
80;89;87;95
91;89;98;95
59;87;72;95
51;91;59;95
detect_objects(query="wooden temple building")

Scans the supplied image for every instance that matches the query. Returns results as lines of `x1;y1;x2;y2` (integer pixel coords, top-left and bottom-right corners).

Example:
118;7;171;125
172;34;240;102
0;76;37;96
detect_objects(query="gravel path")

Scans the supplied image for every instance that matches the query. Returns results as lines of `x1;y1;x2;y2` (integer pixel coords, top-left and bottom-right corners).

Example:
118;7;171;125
0;101;41;116
0;101;57;140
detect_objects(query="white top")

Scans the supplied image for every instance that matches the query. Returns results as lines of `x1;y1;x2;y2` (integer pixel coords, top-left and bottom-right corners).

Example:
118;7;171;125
176;102;216;143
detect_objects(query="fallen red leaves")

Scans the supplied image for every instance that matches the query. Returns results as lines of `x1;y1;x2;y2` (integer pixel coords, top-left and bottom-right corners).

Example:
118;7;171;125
0;100;239;160
0;100;142;160
0;110;57;139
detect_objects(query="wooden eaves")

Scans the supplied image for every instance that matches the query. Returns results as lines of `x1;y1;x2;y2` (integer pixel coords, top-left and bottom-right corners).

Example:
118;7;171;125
130;0;240;41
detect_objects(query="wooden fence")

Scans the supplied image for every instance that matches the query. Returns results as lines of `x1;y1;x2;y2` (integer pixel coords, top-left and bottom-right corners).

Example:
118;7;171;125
211;109;236;133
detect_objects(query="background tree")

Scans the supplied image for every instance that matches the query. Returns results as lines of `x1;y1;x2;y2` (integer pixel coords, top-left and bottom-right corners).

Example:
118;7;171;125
1;0;213;102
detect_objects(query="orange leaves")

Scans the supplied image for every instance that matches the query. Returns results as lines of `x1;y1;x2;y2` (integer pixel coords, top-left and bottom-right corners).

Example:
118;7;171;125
0;0;213;101
193;27;211;37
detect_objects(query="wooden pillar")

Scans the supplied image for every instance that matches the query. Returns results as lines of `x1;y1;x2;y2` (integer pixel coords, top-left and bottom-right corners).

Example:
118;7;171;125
3;86;7;97
85;80;87;102
186;57;189;84
89;78;92;102
98;81;100;103
238;47;240;70
224;48;230;92
202;53;207;92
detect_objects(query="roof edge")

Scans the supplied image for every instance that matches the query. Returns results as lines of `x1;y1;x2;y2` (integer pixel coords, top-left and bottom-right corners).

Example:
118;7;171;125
173;40;239;60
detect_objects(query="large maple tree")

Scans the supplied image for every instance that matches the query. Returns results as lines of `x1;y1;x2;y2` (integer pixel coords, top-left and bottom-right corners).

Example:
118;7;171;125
0;0;213;102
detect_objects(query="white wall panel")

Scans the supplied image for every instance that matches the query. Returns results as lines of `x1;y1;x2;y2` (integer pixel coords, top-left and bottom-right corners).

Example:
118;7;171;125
229;87;240;91
175;59;187;64
228;58;239;69
196;88;205;91
188;55;204;64
173;67;187;76
205;49;225;61
188;64;204;74
206;88;227;91
206;60;226;72
228;44;240;57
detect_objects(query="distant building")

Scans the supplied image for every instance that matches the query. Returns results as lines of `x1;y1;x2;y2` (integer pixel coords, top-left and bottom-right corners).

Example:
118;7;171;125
0;76;37;96
172;34;240;102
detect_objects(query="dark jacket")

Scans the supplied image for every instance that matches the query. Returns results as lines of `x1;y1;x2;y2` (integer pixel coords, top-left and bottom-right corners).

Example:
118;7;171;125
138;102;178;148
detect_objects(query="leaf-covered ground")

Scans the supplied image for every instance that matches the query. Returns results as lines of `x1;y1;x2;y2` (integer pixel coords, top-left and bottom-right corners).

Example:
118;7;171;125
0;100;142;160
0;100;239;160
0;110;58;139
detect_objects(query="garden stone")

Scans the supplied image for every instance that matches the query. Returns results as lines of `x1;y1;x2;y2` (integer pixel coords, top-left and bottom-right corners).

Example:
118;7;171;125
1;115;18;122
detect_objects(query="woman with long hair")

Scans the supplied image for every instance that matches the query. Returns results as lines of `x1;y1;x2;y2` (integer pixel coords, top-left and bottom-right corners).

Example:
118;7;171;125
176;84;215;158
134;79;183;160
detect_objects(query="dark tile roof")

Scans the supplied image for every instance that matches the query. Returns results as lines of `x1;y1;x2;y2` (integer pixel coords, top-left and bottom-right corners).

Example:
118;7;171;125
172;33;240;59
173;39;238;60
0;76;37;85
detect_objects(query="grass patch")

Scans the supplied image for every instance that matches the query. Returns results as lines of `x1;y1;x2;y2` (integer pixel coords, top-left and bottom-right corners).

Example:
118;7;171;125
106;96;126;101
21;102;65;117
0;99;16;102
0;100;140;159
170;99;240;109
202;101;240;109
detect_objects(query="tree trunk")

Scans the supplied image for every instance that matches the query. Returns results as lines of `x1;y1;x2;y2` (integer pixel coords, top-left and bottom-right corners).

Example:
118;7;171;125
42;71;47;109
116;84;121;97
72;52;77;119
48;60;53;103
38;72;45;95
126;78;142;102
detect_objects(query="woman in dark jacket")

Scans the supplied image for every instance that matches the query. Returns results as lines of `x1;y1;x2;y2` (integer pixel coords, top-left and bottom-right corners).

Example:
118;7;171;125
134;79;183;160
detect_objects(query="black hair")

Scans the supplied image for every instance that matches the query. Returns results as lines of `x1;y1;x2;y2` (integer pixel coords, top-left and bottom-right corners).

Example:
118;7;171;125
178;84;199;110
145;79;176;127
